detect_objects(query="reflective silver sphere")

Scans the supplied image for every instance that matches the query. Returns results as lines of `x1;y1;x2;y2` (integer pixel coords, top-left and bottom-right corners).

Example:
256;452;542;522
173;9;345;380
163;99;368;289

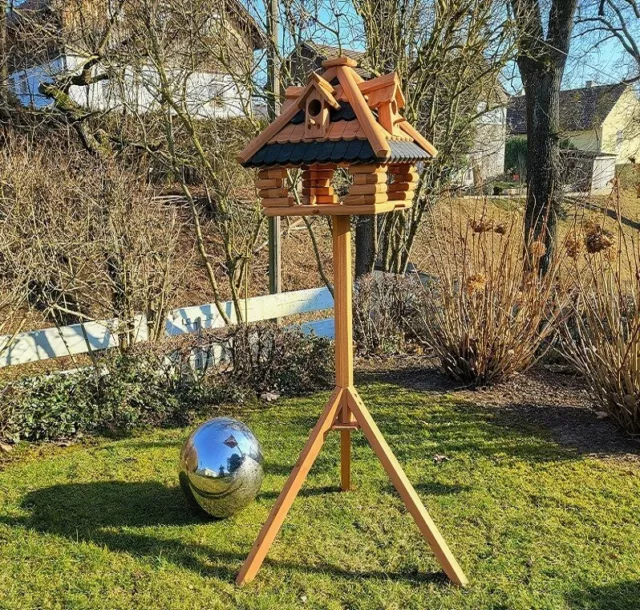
179;417;264;518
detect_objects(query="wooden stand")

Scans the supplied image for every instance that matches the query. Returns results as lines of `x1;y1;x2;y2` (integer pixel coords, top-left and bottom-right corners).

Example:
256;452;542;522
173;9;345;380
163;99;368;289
236;215;468;587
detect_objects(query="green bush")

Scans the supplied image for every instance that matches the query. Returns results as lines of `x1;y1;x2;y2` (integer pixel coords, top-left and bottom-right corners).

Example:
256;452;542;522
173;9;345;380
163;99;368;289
0;323;333;443
1;371;102;441
226;323;333;396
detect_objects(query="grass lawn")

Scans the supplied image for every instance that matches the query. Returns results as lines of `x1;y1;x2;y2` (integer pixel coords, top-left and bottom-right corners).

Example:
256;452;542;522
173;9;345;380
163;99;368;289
1;380;639;609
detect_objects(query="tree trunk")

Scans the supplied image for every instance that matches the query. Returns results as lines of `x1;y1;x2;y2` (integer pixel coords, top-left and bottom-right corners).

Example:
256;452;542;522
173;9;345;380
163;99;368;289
355;215;376;279
510;0;578;274
521;66;563;273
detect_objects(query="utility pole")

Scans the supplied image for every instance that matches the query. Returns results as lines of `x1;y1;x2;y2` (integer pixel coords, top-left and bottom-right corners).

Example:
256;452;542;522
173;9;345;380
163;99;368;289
266;0;281;294
0;0;9;116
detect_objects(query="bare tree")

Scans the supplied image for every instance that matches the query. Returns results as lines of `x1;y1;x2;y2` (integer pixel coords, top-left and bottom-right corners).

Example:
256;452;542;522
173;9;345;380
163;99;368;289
353;0;515;275
0;138;182;344
578;0;640;74
7;0;269;321
510;0;579;272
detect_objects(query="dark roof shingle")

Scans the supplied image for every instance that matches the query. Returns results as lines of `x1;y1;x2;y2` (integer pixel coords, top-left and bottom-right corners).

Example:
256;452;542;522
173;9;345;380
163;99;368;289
244;140;431;167
507;83;628;135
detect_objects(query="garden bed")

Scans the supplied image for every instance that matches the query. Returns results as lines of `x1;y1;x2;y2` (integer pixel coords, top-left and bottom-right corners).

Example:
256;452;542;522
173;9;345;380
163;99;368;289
1;369;639;609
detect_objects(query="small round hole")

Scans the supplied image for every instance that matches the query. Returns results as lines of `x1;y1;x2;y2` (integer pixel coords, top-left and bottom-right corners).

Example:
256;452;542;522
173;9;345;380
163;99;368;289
308;99;322;117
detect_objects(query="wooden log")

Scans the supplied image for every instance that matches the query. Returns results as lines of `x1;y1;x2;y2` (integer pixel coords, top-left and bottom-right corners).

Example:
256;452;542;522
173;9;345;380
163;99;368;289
390;171;419;183
387;191;415;201
302;179;332;189
387;182;416;192
256;178;283;189
389;164;418;174
308;169;335;179
258;168;288;180
343;193;389;205
349;164;386;174
259;188;289;199
348;183;388;196
390;167;419;179
353;173;388;185
316;195;337;204
302;187;334;196
261;197;294;207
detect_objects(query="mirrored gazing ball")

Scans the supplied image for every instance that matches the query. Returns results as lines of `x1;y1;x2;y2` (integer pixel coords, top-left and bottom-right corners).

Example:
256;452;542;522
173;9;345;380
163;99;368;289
179;417;264;518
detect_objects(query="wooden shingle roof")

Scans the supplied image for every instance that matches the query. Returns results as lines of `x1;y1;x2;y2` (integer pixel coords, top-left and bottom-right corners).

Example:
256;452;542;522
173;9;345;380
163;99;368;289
238;57;436;167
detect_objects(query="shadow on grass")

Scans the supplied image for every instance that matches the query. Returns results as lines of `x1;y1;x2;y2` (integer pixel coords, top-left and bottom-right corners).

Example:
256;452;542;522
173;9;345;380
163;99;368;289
566;580;640;610
0;480;447;585
356;367;639;459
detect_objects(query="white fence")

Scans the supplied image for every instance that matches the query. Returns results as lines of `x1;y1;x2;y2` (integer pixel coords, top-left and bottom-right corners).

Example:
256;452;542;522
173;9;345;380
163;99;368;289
0;287;334;368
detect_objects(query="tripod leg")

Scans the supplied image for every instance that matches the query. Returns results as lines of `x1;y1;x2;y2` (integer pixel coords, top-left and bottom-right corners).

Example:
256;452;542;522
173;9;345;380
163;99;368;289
346;387;468;586
236;387;344;586
340;428;351;491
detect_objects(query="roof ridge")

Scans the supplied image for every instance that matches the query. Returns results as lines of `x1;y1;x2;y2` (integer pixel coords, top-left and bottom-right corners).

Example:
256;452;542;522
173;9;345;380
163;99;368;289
238;60;436;166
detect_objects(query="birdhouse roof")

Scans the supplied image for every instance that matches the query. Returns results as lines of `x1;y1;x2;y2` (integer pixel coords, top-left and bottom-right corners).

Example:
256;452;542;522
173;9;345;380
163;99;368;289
237;57;437;167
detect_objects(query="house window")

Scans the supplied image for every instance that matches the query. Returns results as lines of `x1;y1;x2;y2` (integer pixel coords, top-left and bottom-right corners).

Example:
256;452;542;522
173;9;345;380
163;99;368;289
616;130;623;152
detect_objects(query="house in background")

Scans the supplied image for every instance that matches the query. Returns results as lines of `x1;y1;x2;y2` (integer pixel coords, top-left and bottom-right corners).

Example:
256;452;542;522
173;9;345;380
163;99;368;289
286;41;371;82
460;93;508;188
507;82;640;193
8;0;265;118
287;41;508;187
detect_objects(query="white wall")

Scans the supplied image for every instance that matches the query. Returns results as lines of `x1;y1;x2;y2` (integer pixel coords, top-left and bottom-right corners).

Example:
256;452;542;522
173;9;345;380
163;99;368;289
459;106;507;186
11;54;253;119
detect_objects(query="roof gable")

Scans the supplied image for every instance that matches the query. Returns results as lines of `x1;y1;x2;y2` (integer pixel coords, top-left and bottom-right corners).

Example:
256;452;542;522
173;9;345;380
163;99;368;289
507;83;629;135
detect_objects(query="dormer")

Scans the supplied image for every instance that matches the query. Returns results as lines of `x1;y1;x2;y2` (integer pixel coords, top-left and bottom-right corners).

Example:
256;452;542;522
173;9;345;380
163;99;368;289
359;73;405;136
298;72;340;140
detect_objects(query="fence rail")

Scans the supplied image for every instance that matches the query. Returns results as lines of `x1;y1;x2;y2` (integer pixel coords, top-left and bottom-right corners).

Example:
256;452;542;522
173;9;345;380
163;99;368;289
0;287;334;368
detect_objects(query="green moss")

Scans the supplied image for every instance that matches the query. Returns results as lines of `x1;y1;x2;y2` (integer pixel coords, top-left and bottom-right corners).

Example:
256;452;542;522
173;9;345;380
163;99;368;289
1;383;639;609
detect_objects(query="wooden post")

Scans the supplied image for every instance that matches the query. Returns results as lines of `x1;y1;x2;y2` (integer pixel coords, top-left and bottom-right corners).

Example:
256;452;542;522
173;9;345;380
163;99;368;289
236;388;345;586
236;213;467;588
333;216;354;491
266;0;281;295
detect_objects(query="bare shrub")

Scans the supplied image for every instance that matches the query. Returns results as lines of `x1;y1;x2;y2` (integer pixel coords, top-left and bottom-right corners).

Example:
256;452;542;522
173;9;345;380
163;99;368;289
560;206;640;434
415;204;569;386
0;139;182;343
353;273;422;356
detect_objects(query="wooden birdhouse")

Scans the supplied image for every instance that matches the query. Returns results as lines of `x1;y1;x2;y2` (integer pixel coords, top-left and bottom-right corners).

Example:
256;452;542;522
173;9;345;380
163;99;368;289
235;57;467;590
237;56;438;217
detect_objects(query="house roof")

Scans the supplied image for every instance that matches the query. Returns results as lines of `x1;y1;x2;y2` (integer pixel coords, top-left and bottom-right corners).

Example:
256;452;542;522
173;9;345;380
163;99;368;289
224;0;266;49
10;0;266;49
298;41;372;79
238;57;436;167
507;83;628;135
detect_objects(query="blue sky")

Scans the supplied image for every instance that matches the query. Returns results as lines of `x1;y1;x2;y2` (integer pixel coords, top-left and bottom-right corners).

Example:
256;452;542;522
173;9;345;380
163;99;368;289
249;0;639;94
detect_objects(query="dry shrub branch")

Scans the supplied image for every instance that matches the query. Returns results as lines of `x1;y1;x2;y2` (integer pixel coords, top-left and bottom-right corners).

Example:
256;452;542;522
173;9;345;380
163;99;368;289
560;194;640;435
0;138;183;342
415;201;569;386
